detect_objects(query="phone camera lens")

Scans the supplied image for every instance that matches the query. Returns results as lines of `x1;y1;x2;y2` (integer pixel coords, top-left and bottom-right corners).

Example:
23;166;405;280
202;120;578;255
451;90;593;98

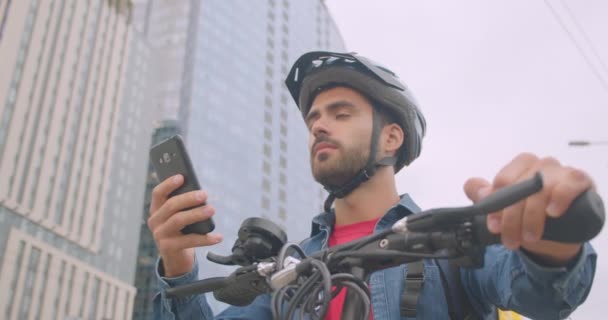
163;152;171;163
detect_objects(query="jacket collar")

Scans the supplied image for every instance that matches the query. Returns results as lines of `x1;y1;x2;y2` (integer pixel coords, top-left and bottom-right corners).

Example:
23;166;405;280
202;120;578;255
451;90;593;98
309;194;421;237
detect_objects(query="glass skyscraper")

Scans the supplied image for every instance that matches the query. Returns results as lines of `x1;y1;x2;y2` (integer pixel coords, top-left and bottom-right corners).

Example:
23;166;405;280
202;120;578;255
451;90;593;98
132;120;181;320
132;0;346;315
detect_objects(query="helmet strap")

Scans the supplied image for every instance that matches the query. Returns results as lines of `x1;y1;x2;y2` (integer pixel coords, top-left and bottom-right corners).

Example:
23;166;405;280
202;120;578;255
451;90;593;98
322;108;398;213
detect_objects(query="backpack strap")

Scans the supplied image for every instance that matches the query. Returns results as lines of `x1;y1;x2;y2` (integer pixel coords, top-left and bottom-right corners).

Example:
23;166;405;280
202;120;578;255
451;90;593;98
400;260;424;318
400;259;486;319
435;259;480;320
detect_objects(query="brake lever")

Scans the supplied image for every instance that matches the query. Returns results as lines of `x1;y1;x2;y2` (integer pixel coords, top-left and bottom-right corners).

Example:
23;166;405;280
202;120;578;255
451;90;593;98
396;173;544;233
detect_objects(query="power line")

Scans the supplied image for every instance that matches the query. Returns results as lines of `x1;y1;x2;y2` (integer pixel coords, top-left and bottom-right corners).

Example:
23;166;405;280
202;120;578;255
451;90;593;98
559;0;608;81
543;0;608;93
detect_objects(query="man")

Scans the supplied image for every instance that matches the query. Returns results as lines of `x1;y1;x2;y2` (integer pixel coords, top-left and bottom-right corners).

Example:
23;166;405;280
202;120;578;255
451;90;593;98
150;51;597;319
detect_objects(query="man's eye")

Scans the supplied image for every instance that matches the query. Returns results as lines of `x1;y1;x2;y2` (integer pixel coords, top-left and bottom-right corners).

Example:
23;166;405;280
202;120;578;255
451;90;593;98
336;114;350;119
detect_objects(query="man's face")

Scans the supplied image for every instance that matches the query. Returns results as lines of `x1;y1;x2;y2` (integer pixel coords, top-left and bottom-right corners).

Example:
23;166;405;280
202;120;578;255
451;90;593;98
305;87;374;187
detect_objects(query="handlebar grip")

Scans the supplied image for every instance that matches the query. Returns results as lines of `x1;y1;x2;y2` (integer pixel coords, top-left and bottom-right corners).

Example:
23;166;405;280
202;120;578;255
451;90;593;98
214;283;263;306
166;277;227;298
543;189;605;242
474;189;605;245
213;270;269;306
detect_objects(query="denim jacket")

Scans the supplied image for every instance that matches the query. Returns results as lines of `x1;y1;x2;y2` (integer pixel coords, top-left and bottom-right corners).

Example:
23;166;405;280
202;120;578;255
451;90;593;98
153;194;597;320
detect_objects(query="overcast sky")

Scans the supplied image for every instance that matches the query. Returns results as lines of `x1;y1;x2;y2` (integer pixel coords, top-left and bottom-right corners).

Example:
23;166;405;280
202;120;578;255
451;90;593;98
325;0;607;318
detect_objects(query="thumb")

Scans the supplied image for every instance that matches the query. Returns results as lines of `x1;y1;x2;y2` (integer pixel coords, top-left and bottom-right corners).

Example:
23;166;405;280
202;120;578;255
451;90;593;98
463;177;493;203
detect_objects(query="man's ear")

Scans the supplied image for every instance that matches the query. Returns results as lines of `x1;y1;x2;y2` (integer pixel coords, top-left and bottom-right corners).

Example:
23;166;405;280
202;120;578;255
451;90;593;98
382;123;404;156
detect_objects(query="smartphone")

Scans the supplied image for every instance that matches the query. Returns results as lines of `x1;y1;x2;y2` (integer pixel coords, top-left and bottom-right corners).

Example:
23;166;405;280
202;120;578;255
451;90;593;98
150;134;215;234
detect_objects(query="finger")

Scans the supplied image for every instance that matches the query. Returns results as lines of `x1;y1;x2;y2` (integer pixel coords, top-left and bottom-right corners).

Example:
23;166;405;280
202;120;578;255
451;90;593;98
519;157;561;243
492;153;538;189
500;199;525;250
521;189;548;244
149;190;208;230
487;212;502;234
463;177;492;203
546;167;594;217
150;174;184;214
497;159;548;249
158;204;216;237
157;233;224;254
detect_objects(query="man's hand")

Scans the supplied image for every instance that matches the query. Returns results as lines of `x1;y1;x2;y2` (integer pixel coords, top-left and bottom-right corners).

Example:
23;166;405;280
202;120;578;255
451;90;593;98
464;153;594;266
147;174;223;277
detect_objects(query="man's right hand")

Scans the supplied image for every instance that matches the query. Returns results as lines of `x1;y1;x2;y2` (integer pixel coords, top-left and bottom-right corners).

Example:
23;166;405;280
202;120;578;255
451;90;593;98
147;174;223;277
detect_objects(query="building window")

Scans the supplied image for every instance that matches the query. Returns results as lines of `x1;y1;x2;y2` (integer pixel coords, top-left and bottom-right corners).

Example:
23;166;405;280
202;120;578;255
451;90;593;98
264;111;272;124
18;247;41;319
79;272;90;317
35;253;52;316
88;277;100;320
51;260;67;318
266;51;274;63
280;156;287;168
262;196;270;209
266;24;274;35
263;143;271;157
63;265;76;316
5;240;26;319
263;161;271;174
262;178;271;192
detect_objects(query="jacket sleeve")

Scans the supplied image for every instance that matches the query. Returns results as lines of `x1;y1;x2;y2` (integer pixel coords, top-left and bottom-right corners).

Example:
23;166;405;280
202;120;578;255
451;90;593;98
152;256;273;320
460;242;597;319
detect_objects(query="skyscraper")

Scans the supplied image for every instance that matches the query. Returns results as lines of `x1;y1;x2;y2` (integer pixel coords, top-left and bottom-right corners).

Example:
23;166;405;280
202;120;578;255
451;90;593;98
132;120;181;320
0;1;154;319
131;0;346;314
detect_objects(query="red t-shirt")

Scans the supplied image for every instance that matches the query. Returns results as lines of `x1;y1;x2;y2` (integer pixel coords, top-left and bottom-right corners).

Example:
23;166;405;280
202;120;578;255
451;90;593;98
325;217;379;320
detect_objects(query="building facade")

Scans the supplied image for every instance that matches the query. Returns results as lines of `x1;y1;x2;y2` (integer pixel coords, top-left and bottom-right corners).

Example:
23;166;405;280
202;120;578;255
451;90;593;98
0;1;154;319
132;120;181;320
131;0;346;315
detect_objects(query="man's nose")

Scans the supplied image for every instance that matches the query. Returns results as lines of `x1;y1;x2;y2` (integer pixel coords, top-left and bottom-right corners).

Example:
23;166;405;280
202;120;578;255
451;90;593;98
311;117;330;138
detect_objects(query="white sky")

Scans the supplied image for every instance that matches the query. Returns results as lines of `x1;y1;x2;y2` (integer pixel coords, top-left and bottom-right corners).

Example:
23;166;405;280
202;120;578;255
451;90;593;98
325;0;607;318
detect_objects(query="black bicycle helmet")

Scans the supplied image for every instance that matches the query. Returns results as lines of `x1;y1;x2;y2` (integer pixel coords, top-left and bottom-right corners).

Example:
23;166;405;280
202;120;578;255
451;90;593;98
285;51;427;211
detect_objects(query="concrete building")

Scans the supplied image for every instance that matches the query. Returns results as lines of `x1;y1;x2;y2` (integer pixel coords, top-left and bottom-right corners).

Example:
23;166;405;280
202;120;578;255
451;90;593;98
0;1;155;319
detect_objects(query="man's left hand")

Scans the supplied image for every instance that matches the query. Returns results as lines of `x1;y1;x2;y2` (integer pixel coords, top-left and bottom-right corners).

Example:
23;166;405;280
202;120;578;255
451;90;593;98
464;152;595;266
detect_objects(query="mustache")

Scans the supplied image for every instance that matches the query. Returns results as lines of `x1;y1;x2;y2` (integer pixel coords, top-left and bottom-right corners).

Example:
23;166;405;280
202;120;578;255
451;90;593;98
311;135;341;156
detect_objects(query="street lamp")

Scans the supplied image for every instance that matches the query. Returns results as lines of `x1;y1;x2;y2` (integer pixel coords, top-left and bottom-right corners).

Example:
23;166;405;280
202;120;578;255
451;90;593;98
568;140;608;147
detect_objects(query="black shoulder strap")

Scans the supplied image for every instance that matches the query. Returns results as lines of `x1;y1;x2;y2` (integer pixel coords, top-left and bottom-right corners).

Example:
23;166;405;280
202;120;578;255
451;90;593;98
436;259;480;320
400;260;483;319
400;260;424;318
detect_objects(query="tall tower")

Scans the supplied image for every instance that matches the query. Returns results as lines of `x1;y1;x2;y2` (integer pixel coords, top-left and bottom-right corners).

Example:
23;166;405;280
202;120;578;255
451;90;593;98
131;0;346;314
0;1;155;319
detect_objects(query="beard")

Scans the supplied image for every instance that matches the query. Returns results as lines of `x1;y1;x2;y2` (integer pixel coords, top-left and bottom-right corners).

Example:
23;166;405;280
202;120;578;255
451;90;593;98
310;136;368;187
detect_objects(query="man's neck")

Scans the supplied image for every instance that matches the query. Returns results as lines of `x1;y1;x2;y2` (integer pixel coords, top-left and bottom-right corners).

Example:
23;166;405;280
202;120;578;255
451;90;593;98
333;168;400;226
